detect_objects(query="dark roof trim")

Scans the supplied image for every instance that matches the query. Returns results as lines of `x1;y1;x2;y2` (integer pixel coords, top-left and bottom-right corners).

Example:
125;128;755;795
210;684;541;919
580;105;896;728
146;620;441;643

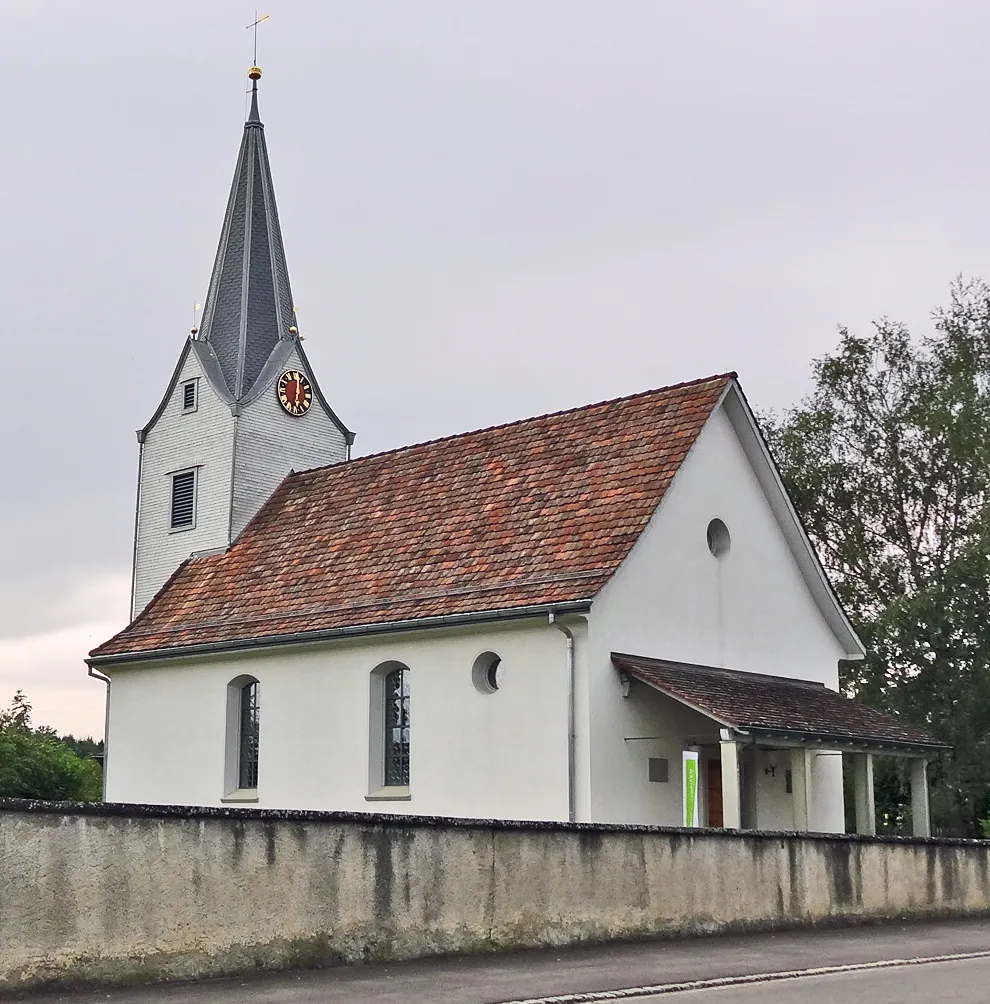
137;336;353;441
137;339;193;442
295;340;354;444
87;599;592;668
614;653;943;755
232;337;297;412
138;339;240;441
721;382;865;659
738;726;950;756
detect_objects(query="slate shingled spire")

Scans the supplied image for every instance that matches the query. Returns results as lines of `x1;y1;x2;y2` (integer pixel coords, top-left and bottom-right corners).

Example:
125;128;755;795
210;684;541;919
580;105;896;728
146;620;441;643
195;69;297;401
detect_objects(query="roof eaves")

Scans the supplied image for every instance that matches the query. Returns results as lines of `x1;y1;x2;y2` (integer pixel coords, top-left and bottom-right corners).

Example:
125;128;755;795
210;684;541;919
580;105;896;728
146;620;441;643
95;554;215;656
87;599;594;668
294;340;354;443
740;725;950;756
613;656;737;729
138;339;193;442
721;379;866;660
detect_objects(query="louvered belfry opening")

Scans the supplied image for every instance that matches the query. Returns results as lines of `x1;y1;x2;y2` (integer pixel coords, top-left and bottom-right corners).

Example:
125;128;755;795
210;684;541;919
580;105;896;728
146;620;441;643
170;471;196;529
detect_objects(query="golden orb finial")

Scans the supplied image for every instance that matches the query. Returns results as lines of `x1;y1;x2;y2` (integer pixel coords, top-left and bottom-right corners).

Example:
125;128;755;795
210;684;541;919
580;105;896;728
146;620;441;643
190;326;199;336
249;65;262;81
289;325;298;335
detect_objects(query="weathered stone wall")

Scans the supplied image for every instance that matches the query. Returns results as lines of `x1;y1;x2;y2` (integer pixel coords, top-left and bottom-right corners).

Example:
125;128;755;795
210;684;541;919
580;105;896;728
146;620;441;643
2;801;989;992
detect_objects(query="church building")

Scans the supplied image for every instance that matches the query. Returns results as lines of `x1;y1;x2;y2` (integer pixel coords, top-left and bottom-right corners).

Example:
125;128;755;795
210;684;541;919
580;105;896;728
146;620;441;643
89;69;944;835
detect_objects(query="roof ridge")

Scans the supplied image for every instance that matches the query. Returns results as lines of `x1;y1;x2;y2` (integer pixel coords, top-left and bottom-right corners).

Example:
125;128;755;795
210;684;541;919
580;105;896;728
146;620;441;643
292;371;737;482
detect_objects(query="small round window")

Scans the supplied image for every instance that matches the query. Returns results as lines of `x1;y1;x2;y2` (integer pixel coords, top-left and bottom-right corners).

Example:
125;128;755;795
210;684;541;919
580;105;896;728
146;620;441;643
706;518;731;558
472;652;503;694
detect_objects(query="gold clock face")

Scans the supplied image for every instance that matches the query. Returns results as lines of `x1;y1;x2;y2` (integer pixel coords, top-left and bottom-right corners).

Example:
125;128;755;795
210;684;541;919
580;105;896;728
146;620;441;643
277;370;313;417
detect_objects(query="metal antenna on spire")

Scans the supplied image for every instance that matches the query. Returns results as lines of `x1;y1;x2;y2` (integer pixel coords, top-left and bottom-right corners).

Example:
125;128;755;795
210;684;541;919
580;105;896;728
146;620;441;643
247;12;270;66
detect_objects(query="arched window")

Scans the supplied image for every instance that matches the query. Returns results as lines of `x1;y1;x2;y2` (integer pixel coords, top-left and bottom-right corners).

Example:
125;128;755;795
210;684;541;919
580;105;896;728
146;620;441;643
383;667;410;787
238;680;260;790
224;676;260;798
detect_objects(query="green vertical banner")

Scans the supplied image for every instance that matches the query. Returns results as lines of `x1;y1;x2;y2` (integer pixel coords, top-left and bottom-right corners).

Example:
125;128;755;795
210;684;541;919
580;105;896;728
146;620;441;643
683;751;700;827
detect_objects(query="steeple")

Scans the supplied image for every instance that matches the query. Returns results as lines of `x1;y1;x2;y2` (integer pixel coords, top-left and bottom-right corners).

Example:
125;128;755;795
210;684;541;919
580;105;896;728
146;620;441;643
194;66;297;401
131;66;352;620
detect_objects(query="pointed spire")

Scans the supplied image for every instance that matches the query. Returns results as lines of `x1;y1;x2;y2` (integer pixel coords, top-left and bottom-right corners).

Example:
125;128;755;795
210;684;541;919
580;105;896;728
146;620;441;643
195;66;298;401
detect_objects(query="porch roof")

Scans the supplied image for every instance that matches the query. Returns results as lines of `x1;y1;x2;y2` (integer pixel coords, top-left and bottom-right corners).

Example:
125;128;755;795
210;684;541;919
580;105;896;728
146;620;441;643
611;653;947;754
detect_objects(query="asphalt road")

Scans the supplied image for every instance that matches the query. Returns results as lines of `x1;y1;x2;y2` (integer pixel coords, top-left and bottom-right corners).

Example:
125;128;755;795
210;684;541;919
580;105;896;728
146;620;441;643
633;956;990;1003
15;918;990;1004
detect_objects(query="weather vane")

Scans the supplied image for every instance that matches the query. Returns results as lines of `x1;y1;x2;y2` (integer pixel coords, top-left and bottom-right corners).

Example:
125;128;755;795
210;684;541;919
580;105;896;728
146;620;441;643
246;12;270;67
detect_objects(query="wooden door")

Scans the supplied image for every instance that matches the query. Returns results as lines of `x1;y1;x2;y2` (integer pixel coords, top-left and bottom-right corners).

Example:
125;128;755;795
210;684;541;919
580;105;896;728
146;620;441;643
707;760;723;828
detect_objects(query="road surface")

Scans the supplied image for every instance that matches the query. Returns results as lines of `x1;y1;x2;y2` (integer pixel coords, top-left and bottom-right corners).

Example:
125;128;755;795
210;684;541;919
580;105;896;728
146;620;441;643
631;956;990;1003
15;918;990;1003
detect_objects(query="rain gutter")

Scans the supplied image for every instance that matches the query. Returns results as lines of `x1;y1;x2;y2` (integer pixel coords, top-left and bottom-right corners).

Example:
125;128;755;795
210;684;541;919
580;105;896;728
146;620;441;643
86;600;594;669
548;610;577;823
87;666;111;800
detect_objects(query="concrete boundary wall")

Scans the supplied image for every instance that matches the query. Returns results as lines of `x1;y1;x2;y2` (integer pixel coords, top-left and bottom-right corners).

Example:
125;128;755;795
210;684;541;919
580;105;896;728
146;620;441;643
2;800;990;993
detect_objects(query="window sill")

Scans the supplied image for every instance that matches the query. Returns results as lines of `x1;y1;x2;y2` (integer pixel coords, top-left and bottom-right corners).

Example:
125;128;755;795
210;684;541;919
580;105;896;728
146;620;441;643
366;787;411;802
221;790;259;803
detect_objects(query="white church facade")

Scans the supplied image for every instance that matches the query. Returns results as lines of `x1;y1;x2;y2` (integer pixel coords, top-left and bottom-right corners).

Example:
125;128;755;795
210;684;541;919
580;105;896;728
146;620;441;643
89;69;943;835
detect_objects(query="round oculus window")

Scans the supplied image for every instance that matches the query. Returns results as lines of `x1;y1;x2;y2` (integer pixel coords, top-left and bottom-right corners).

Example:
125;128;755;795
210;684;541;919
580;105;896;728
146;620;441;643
472;652;503;694
706;518;730;558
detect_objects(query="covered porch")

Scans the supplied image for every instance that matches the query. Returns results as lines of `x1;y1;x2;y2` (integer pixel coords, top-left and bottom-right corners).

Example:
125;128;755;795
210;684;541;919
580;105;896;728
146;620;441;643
613;653;948;836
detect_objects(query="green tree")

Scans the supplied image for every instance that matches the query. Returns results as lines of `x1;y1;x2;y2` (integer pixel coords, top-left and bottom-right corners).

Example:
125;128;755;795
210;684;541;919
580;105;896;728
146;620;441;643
0;692;103;802
763;279;990;836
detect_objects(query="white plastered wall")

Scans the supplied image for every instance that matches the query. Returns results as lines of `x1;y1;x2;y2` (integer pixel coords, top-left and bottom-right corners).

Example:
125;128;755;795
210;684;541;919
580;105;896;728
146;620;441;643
132;349;234;616
611;684;721;826
230;345;348;539
105;619;570;822
587;400;849;831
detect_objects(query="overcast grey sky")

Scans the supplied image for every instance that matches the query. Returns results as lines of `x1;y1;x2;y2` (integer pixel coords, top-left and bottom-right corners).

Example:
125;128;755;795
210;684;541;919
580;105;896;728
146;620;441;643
4;1;989;737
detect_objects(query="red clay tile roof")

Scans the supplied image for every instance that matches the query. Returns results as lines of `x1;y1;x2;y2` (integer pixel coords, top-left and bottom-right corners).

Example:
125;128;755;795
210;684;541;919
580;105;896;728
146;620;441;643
91;375;733;660
612;653;946;751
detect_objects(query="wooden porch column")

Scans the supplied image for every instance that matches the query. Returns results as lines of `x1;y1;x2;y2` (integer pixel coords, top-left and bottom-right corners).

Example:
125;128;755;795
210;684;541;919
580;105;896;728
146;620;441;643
852;752;876;836
911;759;932;837
790;747;813;832
719;730;742;829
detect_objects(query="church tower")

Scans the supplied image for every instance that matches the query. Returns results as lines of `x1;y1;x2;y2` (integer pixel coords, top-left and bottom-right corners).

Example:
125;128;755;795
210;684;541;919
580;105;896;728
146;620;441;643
131;67;353;617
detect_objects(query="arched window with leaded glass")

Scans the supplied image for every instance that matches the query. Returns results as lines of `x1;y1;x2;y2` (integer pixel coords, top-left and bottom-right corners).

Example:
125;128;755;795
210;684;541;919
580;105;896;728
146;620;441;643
238;679;260;790
383;667;410;787
224;675;260;799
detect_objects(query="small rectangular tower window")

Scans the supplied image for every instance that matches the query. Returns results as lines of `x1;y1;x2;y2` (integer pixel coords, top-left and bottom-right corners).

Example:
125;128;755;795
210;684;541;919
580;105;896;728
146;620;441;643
170;469;197;530
181;380;198;413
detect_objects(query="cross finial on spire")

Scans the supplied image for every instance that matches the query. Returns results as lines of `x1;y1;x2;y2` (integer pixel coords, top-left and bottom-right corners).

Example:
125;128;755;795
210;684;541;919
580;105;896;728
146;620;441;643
245;13;269;125
247;12;270;65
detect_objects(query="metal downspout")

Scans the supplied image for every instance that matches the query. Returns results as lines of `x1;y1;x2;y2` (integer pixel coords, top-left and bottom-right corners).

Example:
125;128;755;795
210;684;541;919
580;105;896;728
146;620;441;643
129;436;145;620
87;666;111;801
549;610;576;823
